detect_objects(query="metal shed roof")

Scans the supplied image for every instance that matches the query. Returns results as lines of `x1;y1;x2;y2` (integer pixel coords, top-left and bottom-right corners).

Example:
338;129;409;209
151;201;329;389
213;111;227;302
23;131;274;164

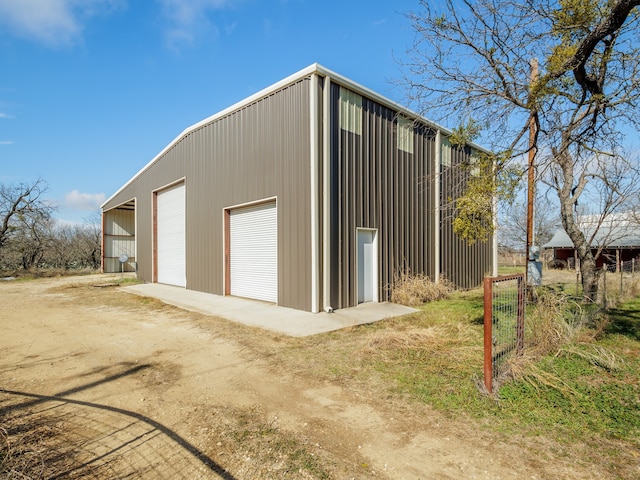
543;223;640;249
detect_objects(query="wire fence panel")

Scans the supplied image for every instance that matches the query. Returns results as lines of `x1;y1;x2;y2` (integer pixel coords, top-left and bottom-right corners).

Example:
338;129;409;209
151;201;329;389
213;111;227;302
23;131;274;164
598;262;640;306
483;274;525;394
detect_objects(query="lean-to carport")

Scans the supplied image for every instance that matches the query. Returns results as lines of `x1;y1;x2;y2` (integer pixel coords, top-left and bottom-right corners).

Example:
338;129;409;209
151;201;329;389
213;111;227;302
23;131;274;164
102;199;136;273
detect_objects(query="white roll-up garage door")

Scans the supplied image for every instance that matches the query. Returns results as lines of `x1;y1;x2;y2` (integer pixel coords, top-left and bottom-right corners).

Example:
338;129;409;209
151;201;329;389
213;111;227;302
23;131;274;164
230;201;277;303
156;183;186;287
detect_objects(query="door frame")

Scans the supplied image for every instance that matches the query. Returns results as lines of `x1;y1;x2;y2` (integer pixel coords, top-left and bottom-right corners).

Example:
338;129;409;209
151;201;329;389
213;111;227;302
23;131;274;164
356;228;379;304
152;179;186;286
223;197;278;300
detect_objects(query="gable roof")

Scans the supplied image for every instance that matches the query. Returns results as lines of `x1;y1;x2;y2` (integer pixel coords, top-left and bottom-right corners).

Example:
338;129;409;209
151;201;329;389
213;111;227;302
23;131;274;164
102;63;489;210
543;221;640;249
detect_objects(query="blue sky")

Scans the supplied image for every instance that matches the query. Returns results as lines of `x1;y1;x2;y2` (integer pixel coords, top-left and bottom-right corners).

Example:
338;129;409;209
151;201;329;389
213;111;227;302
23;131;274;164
0;0;417;225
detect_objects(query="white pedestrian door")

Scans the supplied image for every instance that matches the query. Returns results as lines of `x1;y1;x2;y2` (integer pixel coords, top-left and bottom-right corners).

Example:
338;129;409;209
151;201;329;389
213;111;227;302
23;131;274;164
156;183;186;287
357;229;377;303
230;202;277;303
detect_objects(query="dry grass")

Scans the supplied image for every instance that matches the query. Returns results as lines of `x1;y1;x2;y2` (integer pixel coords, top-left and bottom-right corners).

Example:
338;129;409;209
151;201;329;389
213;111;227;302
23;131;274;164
390;272;454;306
365;326;445;350
506;354;577;396
361;324;473;364
560;343;622;371
623;274;640;298
0;399;338;480
0;412;100;480
506;289;621;394
601;272;640;308
0;268;98;280
526;292;585;355
1;423;48;480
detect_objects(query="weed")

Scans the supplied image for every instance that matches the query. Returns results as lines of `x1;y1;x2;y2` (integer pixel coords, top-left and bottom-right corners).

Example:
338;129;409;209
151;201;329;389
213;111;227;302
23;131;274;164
219;406;333;479
390;272;454;306
560;344;622;371
600;272;640;308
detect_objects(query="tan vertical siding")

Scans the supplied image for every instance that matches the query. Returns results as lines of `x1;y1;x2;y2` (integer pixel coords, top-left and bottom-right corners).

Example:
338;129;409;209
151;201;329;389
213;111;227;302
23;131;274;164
331;84;437;309
102;78;312;311
439;145;493;288
102;66;493;312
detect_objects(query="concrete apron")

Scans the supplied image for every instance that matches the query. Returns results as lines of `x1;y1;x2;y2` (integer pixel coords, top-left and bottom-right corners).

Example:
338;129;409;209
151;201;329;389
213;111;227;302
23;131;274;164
121;283;418;337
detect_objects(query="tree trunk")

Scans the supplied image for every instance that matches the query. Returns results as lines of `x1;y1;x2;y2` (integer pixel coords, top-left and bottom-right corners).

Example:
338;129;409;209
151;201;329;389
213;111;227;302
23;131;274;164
559;200;600;302
556;147;600;302
580;255;599;303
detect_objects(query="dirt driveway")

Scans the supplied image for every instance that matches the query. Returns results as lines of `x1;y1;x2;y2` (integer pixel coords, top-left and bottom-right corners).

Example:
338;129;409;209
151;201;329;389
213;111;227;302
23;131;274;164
0;274;595;479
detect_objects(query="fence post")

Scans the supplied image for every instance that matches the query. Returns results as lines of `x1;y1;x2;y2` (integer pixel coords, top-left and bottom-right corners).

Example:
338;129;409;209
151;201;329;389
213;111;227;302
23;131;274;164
483;276;493;393
620;263;623;295
603;267;607;309
516;275;525;353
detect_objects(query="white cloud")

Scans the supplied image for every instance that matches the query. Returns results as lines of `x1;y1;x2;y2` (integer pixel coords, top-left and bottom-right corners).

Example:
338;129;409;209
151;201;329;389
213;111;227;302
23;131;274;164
0;140;13;145
64;190;106;211
224;21;237;36
0;0;124;47
157;0;234;49
56;218;83;228
158;0;230;24
372;18;386;28
0;112;14;119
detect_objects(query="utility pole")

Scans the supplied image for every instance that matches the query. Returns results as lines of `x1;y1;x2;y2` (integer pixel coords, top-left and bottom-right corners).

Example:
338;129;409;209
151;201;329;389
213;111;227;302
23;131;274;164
526;58;538;287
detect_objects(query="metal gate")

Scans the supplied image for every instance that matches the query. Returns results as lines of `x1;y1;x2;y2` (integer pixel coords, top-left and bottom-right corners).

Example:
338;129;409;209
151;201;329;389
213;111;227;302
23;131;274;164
483;274;525;393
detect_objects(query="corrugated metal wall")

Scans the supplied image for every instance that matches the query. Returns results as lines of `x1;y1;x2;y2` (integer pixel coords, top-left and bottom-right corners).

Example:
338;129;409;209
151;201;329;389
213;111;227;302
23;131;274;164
102;78;313;311
102;67;493;313
330;84;436;309
103;205;135;272
439;145;493;288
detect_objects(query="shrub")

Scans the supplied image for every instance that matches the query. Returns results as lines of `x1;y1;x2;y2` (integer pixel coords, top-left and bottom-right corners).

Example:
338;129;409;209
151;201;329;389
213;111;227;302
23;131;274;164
506;290;619;391
390;272;454;306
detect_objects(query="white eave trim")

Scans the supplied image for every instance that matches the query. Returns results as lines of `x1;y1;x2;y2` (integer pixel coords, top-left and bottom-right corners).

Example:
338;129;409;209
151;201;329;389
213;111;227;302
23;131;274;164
102;62;490;208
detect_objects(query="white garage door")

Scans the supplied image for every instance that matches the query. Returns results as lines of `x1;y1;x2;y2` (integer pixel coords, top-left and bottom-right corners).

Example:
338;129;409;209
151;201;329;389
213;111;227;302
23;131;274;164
230;202;277;303
157;183;186;287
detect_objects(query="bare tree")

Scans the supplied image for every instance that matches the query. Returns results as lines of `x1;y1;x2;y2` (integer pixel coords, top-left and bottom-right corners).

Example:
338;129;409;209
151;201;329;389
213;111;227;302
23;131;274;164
0;180;103;273
41;218;101;270
71;215;102;269
0;179;55;270
17;213;54;270
499;192;558;250
402;0;640;301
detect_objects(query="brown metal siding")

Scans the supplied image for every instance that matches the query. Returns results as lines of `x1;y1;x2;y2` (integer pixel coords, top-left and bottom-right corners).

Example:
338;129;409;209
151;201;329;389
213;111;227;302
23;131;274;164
331;84;436;309
439;146;493;288
102;67;493;312
102;78;312;311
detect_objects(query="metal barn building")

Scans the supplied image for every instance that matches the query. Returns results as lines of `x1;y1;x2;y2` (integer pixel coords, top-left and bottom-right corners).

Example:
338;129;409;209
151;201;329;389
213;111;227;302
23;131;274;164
101;64;495;313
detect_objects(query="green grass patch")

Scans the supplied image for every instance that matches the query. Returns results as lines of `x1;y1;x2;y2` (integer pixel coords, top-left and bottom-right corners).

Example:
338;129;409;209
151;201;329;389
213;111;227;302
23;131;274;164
497;265;525;276
417;289;485;324
360;290;490;414
606;297;640;341
498;353;639;441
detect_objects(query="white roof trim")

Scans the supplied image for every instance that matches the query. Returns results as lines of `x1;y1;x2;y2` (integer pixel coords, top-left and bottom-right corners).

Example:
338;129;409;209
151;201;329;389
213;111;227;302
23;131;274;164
102;63;488;209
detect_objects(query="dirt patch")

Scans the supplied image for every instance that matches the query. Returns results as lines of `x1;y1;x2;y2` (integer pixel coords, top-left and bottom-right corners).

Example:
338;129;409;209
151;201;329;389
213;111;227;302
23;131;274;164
0;274;614;479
